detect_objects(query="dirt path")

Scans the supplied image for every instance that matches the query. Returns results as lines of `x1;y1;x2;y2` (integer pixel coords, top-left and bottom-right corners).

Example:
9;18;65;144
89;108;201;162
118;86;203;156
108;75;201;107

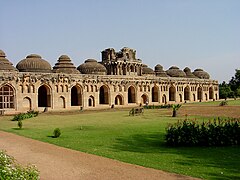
0;131;198;180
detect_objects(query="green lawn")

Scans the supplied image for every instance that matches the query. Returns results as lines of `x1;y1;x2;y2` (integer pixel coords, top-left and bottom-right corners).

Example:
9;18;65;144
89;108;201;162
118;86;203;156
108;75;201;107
0;107;239;179
186;99;240;106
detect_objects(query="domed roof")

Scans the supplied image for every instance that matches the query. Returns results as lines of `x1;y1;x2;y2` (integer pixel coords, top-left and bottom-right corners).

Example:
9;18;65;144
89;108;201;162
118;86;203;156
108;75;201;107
142;64;154;75
52;55;80;74
0;50;18;72
154;64;168;77
166;66;186;77
193;68;210;79
184;67;196;78
16;54;52;73
77;59;107;75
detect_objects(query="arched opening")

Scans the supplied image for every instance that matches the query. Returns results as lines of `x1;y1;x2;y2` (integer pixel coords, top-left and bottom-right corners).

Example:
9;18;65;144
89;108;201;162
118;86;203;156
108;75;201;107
115;95;123;105
197;87;202;101
23;97;31;110
128;86;136;103
59;96;66;108
215;94;218;100
184;87;190;101
179;94;183;102
99;85;109;104
209;87;214;99
205;93;208;101
141;94;148;104
71;85;82;106
169;86;176;101
162;94;167;104
152;86;159;102
193;94;196;101
38;85;51;107
0;85;15;109
88;96;95;107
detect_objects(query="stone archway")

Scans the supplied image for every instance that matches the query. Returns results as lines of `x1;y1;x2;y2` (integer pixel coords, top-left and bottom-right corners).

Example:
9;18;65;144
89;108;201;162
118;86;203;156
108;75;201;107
141;94;148;104
71;85;82;106
59;96;66;108
88;96;95;107
152;86;159;102
23;97;31;110
162;94;167;104
115;95;123;105
209;87;214;99
197;87;203;101
128;86;136;103
38;85;51;107
99;85;109;104
169;86;176;101
184;87;190;101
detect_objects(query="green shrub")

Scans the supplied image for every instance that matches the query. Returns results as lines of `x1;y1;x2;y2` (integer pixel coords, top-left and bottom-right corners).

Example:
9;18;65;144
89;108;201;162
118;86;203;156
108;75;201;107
12;110;39;121
18;120;23;129
53;128;61;138
219;101;228;106
0;150;39;179
165;118;240;146
144;104;172;109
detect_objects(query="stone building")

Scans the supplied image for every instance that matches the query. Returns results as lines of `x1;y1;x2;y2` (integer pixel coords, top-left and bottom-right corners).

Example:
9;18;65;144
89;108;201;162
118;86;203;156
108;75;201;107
0;47;218;114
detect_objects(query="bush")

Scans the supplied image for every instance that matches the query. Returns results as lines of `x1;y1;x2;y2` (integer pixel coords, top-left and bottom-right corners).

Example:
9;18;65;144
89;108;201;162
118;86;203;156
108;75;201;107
53;128;61;138
219;101;228;106
165;118;240;147
12;110;39;121
0;150;39;179
18;120;23;129
143;104;172;109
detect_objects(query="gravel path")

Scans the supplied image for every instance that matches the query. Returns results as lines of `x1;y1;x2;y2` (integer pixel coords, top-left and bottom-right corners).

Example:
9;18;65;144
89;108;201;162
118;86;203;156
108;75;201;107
0;131;199;180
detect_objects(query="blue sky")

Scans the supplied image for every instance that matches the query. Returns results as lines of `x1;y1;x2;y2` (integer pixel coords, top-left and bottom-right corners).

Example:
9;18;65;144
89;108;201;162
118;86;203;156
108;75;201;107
0;0;239;82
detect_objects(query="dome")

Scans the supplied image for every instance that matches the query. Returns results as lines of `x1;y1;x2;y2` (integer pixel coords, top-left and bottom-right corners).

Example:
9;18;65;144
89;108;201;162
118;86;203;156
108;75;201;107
16;54;52;73
52;55;80;74
183;67;196;78
77;59;107;75
142;64;154;75
154;64;168;77
166;66;186;77
193;68;210;79
0;50;18;72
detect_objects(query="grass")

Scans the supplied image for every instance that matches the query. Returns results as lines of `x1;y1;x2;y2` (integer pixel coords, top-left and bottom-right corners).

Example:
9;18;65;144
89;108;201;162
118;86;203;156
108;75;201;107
0;106;240;179
186;99;240;106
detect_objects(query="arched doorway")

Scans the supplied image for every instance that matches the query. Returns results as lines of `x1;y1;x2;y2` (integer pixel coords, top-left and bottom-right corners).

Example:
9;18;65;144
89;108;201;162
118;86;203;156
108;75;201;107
152;86;159;102
162;94;167;104
0;84;15;109
128;86;136;103
179;94;183;102
184;87;190;101
193;94;196;101
209;87;214;99
71;85;82;106
197;87;202;101
169;86;176;101
141;94;148;104
23;97;31;110
59;96;66;108
88;96;95;107
99;85;109;104
38;85;51;107
115;95;123;105
205;93;208;101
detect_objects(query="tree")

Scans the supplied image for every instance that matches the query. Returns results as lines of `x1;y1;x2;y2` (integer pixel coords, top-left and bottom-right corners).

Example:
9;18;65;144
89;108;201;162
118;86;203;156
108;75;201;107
219;81;234;99
229;69;240;97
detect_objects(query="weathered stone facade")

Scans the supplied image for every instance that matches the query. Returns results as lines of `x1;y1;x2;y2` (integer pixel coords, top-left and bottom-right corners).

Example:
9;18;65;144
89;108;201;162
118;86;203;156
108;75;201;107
0;48;218;114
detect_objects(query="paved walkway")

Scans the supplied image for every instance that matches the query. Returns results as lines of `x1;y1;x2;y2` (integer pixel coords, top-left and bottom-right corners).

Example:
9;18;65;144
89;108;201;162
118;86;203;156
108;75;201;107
0;131;199;180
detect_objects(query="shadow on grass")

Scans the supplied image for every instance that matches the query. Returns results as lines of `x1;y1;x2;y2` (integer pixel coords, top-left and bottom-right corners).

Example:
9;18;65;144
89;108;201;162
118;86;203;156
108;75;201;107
111;132;240;179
